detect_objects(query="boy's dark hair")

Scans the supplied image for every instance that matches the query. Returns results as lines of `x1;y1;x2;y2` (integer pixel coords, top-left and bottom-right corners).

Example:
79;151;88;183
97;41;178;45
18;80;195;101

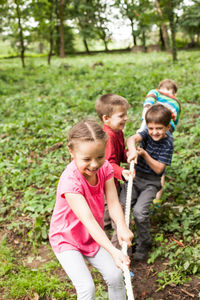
67;119;107;150
145;104;171;126
158;79;178;95
96;93;130;121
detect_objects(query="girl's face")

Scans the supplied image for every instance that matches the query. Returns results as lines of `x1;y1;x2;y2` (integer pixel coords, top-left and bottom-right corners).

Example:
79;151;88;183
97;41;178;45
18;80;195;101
69;140;106;183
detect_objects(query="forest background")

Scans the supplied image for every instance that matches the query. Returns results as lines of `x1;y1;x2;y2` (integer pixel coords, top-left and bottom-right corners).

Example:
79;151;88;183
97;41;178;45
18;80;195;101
0;0;200;299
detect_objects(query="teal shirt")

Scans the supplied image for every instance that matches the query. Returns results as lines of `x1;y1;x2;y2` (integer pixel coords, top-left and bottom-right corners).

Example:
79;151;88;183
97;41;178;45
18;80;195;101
144;89;181;131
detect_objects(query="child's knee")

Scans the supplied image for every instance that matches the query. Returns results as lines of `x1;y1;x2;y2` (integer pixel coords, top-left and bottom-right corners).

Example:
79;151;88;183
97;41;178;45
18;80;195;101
106;267;124;288
134;208;148;223
76;280;95;299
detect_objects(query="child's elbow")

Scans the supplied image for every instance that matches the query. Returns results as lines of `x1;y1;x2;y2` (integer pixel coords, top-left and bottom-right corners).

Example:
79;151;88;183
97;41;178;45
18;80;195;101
156;165;165;175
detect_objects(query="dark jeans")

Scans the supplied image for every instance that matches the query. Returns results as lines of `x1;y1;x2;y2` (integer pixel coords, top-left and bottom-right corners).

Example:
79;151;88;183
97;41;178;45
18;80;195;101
104;183;123;227
104;183;126;249
120;171;161;250
110;183;126;249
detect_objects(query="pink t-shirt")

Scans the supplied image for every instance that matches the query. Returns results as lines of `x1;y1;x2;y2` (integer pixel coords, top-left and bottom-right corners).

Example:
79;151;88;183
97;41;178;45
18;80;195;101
49;159;113;256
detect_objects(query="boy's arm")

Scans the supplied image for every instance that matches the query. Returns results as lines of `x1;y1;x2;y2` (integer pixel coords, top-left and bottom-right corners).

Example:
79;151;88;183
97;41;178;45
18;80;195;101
138;89;157;132
137;105;151;132
126;133;142;163
137;138;173;175
137;147;166;174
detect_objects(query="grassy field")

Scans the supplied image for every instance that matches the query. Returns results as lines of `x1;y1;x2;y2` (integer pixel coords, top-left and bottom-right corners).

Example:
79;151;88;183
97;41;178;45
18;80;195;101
0;50;200;299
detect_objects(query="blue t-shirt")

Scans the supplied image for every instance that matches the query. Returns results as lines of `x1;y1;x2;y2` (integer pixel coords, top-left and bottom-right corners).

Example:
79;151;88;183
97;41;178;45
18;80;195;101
135;129;174;176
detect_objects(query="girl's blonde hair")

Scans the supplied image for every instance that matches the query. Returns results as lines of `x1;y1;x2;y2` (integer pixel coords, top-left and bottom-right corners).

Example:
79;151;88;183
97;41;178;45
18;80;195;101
67;119;107;149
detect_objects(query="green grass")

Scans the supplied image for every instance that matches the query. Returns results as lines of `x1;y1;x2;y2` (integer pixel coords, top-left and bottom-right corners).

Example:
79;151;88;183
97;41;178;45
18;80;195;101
0;50;200;298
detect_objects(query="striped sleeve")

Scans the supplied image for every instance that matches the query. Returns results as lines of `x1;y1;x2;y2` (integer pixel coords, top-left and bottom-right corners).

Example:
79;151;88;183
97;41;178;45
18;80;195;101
144;89;158;107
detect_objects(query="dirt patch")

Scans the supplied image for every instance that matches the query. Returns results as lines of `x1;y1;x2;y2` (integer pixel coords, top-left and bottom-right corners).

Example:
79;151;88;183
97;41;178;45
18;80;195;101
130;259;200;300
1;226;199;300
23;244;54;269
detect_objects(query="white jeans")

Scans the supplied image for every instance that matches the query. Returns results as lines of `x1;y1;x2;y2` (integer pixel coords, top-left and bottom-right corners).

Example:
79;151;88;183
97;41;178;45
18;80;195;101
55;247;126;300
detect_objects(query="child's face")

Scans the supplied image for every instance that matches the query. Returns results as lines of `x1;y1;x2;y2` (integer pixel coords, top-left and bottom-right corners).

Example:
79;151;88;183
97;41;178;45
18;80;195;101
69;140;106;182
159;87;176;96
103;105;128;132
147;122;170;141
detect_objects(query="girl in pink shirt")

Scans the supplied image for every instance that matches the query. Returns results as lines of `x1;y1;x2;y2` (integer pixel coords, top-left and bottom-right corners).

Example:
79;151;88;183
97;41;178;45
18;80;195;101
49;119;133;300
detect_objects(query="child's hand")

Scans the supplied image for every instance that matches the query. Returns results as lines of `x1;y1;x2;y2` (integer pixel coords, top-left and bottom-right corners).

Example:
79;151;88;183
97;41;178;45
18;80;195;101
127;150;138;164
111;247;130;270
136;146;146;157
122;170;135;181
122;169;135;181
117;225;133;249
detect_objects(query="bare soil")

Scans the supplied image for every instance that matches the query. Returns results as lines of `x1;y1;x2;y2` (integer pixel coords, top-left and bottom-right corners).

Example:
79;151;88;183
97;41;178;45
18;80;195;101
131;259;199;300
0;225;199;300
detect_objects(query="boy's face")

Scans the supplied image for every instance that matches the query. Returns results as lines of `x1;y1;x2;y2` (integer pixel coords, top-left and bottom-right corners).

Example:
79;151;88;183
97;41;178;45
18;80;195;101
159;87;176;97
147;122;170;141
103;105;128;132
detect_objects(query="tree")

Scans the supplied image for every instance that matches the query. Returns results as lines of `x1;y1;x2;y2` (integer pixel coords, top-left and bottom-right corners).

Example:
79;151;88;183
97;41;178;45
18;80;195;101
59;0;65;58
1;0;32;67
72;0;96;53
93;1;111;51
155;0;171;52
15;0;26;67
154;0;182;62
32;0;57;65
179;1;200;45
114;0;153;48
114;0;139;46
0;0;7;34
168;0;177;61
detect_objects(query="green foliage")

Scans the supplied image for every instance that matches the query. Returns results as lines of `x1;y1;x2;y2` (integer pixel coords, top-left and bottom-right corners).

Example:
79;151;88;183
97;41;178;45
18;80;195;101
54;25;75;55
0;51;199;297
148;201;200;289
179;2;200;38
0;239;15;277
0;239;74;299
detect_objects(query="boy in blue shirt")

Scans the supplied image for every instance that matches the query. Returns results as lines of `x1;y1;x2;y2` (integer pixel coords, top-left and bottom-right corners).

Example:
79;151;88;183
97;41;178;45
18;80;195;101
138;79;181;203
122;104;173;261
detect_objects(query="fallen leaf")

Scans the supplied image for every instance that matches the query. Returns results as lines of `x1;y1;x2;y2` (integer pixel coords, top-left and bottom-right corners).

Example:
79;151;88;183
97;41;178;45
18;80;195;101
31;292;39;300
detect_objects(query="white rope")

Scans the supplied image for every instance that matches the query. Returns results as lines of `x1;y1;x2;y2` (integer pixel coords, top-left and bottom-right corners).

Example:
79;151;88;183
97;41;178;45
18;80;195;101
122;160;135;300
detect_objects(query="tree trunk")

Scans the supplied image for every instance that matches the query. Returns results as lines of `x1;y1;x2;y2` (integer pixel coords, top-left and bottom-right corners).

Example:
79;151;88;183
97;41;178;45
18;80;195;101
155;0;171;53
133;34;137;46
54;0;60;55
83;38;90;53
59;0;65;58
130;18;137;46
15;0;25;67
102;31;108;51
142;31;147;52
103;38;108;51
48;0;54;65
39;42;44;53
168;0;177;62
159;27;165;50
